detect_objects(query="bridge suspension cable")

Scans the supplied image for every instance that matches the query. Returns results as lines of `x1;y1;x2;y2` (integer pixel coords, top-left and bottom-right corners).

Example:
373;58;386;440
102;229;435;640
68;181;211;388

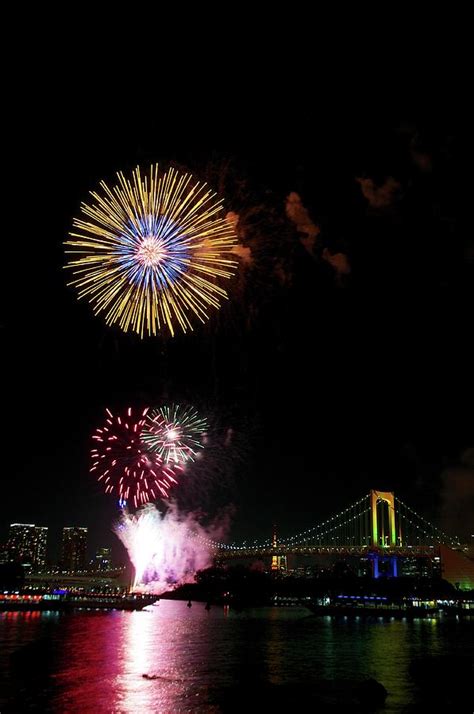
395;497;460;548
198;491;462;552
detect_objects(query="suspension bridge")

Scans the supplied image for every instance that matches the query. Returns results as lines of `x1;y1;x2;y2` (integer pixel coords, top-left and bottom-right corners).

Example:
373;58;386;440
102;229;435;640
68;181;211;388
209;490;466;577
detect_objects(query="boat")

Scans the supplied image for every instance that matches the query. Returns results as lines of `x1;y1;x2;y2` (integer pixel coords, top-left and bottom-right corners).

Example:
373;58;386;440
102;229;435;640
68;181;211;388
302;595;439;618
0;592;158;612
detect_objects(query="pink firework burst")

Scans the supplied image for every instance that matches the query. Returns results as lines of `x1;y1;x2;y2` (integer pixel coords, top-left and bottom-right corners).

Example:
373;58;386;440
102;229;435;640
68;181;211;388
90;407;182;508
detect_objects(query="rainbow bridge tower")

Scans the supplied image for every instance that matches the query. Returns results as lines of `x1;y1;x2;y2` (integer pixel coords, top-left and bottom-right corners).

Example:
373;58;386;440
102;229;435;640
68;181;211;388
369;490;397;577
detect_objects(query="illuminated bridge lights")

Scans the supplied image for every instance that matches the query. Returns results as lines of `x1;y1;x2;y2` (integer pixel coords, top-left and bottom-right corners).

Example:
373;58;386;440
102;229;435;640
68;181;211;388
208;491;461;555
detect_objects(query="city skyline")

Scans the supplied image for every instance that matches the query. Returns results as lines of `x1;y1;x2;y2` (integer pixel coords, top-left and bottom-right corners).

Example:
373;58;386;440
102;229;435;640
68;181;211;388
0;522;120;570
2;490;472;576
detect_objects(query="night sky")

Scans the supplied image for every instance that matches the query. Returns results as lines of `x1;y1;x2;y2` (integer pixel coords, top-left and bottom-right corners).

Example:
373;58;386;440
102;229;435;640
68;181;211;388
2;35;471;563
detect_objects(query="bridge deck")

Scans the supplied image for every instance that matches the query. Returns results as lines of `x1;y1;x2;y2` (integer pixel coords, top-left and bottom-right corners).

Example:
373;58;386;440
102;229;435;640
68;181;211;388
216;545;440;558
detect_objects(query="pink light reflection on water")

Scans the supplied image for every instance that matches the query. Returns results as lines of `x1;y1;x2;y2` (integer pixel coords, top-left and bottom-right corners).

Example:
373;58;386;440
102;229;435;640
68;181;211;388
3;605;473;711
50;602;220;713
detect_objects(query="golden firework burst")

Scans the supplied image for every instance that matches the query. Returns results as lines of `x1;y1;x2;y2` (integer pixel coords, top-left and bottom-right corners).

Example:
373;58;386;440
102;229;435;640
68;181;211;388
65;165;237;337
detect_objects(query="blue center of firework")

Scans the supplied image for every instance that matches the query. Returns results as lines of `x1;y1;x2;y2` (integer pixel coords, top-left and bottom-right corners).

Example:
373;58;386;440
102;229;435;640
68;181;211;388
117;214;190;290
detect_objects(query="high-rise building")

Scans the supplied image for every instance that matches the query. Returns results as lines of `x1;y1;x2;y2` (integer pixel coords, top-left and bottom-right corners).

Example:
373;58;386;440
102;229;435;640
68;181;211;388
271;524;287;573
94;547;112;571
60;527;88;571
7;524;48;568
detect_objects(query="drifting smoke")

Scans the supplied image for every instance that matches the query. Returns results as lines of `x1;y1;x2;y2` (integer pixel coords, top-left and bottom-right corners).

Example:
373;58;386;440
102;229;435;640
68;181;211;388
322;248;351;282
225;211;240;232
285;192;320;255
114;502;230;594
356;176;402;209
226;211;253;265
230;242;252;265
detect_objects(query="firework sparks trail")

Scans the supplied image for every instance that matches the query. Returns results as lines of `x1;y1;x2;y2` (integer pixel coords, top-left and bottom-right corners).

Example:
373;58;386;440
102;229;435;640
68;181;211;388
91;407;182;508
141;404;208;466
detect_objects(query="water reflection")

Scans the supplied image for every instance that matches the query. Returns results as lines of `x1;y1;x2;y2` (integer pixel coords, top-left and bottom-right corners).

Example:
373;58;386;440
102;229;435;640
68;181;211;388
117;611;155;710
0;604;472;712
52;602;221;713
118;604;219;712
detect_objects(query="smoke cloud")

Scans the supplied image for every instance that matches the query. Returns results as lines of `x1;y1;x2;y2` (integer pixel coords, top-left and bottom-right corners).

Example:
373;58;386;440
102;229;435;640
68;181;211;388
230;243;252;265
322;248;351;283
114;502;230;594
226;211;253;265
356;176;401;209
285;192;320;254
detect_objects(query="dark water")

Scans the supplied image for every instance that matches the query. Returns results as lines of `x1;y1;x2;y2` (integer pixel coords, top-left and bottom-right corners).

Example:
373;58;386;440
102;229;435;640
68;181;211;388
0;603;472;712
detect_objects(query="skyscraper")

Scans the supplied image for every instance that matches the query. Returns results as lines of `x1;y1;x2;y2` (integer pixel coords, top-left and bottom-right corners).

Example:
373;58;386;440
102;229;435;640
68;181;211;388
94;547;112;571
60;527;88;571
271;524;287;573
7;524;48;568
